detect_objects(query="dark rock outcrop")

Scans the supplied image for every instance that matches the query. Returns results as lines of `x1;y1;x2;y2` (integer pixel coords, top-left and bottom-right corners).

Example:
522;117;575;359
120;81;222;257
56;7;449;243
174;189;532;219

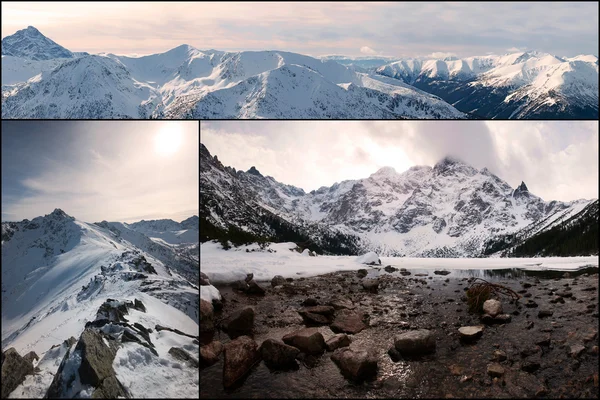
1;348;34;398
23;351;39;365
326;334;351;351
200;341;223;367
200;299;214;333
168;347;199;368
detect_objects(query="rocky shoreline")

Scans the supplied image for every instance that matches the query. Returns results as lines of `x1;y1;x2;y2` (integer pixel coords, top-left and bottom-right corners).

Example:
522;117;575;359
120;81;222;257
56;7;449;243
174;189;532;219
200;266;599;398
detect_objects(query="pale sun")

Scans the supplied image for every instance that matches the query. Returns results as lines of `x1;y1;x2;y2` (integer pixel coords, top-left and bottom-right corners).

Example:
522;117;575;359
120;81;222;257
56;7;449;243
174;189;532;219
154;127;183;156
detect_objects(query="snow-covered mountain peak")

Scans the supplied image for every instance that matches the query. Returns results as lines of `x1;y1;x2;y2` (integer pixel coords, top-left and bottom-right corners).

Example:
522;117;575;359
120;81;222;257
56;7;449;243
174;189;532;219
1;26;74;61
432;155;476;176
370;166;398;178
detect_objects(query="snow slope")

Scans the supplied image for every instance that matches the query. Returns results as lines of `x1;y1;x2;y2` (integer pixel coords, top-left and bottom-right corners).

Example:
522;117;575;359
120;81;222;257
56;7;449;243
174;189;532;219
1;209;199;398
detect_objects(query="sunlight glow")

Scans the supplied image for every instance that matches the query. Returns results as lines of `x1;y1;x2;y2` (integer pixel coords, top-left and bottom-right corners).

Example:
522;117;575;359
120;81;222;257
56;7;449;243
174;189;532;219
154;126;183;156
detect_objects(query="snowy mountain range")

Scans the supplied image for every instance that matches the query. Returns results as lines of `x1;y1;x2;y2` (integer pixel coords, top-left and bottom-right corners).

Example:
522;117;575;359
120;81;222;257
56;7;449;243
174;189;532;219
200;143;596;257
3;26;596;119
376;52;599;118
1;209;199;398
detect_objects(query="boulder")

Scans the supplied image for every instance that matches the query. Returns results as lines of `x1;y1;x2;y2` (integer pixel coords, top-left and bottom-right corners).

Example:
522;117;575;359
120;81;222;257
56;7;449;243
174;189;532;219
483;299;503;318
538;310;554;318
331;347;378;382
232;280;249;292
224;307;255;337
247;280;266;296
271;275;286;287
493;349;508;362
200;341;223;367
394;329;436;356
298;311;330;325
458;326;484;342
384;265;398;273
434;270;451;276
200;299;214;333
356;269;368;278
330;311;367;334
91;375;129;399
282;328;326;355
169;347;200;368
362;278;380;292
223;336;261;389
200;271;211;286
259;339;300;369
1;348;34;398
326;334;352;351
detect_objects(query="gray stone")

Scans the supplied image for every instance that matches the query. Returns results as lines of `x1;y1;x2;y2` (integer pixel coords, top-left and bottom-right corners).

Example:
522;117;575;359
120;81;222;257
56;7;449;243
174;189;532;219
282;327;326;355
325;334;351;351
168;347;199;368
259;339;300;369
223;336;261;389
331;347;378;382
394;329;436;355
362;278;380;292
458;326;484;341
538;310;554;318
91;375;129;399
133;299;146;313
271;275;286;287
483;299;503;318
569;344;586;358
493;349;507;361
487;363;505;377
22;351;39;365
76;329;117;387
246;280;266;296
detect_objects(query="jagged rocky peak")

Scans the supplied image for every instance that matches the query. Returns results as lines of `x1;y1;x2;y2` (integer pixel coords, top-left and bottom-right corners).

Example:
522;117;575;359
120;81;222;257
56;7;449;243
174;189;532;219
200;143;211;158
47;208;73;219
1;26;74;60
513;181;530;197
432;155;474;175
247;166;263;177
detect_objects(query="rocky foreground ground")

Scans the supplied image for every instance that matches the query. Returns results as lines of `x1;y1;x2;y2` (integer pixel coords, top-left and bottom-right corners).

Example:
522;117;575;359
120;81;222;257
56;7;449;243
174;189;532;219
200;266;599;398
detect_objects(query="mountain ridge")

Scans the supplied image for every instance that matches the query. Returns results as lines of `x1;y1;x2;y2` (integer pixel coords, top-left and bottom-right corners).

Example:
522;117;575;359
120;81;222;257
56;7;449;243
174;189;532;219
200;143;596;257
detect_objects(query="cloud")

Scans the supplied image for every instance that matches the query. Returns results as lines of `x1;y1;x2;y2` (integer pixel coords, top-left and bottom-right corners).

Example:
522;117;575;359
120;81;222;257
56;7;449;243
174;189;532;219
1;2;596;57
2;121;199;222
506;46;526;53
360;46;378;55
426;51;457;59
201;121;598;202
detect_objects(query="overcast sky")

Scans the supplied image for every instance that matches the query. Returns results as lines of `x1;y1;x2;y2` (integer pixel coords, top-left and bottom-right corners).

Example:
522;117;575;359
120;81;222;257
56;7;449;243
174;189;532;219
201;121;598;202
1;121;199;223
2;2;597;57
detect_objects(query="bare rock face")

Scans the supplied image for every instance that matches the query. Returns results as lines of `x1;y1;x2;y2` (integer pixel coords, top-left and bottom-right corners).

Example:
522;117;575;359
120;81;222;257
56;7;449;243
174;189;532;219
223;336;261;389
330;311;367;334
394;329;436;355
331;347;378;382
483;299;503;318
1;348;34;398
259;339;300;370
200;299;214;333
282;327;326;355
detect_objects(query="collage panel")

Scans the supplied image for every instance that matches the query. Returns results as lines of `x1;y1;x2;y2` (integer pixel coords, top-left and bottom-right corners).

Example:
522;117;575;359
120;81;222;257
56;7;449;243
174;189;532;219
200;120;599;397
1;121;200;398
0;2;597;120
